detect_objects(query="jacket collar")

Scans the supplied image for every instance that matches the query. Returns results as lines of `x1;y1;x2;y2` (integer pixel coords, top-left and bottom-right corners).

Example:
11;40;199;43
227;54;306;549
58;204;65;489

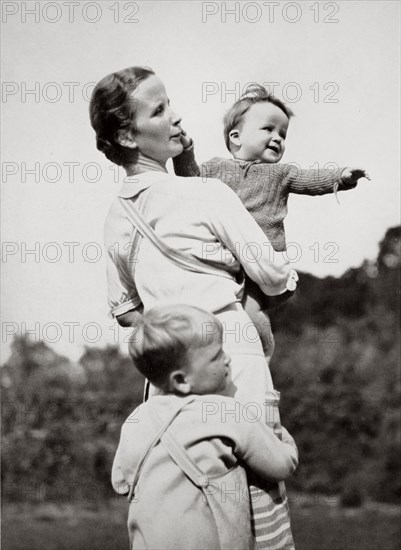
118;171;171;199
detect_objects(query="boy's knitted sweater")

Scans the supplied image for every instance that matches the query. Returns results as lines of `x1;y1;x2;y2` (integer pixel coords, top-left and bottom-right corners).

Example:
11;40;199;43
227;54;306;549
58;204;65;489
174;149;355;252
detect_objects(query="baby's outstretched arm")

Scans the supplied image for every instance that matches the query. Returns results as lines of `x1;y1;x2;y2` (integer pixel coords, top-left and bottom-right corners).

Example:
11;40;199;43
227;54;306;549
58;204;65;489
286;163;369;197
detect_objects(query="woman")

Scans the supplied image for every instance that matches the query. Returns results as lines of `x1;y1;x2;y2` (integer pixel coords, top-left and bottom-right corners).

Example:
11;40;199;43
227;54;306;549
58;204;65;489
90;66;297;549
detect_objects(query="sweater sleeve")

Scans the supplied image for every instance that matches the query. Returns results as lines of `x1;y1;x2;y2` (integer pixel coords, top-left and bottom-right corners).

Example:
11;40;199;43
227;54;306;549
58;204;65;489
283;164;356;195
173;142;201;177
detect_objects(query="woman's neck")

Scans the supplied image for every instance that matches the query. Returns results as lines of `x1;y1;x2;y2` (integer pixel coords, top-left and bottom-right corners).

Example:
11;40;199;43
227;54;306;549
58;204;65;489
125;153;168;176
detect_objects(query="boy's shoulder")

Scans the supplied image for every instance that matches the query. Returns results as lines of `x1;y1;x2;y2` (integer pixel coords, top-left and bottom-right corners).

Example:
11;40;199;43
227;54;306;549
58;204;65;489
121;394;261;427
202;157;292;175
119;395;239;438
184;394;263;425
124;394;252;417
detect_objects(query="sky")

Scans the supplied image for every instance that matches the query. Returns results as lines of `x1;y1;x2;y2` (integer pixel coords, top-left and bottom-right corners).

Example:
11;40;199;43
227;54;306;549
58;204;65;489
1;0;400;361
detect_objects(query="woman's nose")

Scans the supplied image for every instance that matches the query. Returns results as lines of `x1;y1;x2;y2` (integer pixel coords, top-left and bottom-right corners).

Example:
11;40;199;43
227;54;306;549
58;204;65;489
224;353;231;365
170;108;181;127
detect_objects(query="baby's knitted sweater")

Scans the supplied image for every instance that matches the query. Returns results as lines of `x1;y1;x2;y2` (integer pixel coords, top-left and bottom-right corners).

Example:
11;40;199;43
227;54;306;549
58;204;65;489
174;150;355;251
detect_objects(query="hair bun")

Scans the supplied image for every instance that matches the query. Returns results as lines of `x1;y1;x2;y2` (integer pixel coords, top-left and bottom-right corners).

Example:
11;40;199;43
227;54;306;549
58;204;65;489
89;66;155;167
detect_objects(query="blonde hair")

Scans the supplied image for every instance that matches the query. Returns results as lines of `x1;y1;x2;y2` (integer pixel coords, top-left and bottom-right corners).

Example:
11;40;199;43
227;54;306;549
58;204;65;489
129;304;222;389
223;84;294;152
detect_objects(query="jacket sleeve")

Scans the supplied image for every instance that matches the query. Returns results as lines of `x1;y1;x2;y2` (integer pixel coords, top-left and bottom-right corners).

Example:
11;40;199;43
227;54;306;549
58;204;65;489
233;407;298;482
111;427;130;495
104;212;143;318
206;180;298;296
111;408;143;495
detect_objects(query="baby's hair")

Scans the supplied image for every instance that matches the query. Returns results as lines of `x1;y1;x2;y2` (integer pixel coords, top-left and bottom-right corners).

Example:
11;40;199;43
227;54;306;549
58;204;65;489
223;84;294;152
89;66;155;166
129;304;223;390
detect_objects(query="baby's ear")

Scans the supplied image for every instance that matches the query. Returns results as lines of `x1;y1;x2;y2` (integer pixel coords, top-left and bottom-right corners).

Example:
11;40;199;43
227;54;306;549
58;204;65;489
116;128;138;149
228;128;241;148
169;370;191;395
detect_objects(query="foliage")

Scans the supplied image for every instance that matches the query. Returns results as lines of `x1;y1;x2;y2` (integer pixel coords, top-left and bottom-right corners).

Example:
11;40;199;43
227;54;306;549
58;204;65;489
1;227;400;504
270;226;401;503
1;340;144;503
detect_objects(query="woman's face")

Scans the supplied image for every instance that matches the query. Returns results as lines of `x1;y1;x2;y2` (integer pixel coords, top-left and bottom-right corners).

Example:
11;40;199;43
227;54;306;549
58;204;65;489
132;75;183;165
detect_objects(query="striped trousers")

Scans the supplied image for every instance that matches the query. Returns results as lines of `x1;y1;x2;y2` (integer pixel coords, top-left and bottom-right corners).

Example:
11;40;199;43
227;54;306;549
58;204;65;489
217;304;295;550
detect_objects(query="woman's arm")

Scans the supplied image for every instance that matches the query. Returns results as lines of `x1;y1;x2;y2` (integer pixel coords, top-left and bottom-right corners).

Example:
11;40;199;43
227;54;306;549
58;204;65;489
207;180;298;296
104;212;143;321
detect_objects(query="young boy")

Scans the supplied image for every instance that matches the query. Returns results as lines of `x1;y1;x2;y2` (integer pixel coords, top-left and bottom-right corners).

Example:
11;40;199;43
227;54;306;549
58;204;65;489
112;304;298;550
175;85;370;356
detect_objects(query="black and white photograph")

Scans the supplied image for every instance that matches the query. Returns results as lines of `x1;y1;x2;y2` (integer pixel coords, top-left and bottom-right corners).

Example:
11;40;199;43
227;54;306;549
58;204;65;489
1;1;400;549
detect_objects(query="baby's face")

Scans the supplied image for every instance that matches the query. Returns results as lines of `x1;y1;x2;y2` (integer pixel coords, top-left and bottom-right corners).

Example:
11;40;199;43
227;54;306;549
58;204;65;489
185;332;231;395
236;102;289;163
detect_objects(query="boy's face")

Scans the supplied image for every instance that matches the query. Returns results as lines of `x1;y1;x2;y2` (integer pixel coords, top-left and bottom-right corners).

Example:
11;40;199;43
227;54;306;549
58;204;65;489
185;331;231;395
233;102;289;163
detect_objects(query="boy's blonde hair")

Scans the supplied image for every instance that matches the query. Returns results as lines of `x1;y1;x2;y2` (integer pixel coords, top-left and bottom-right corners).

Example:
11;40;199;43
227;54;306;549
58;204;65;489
129;304;222;389
223;84;294;152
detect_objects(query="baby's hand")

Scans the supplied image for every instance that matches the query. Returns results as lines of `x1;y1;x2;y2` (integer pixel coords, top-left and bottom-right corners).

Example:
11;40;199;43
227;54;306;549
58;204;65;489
179;128;193;150
341;167;371;185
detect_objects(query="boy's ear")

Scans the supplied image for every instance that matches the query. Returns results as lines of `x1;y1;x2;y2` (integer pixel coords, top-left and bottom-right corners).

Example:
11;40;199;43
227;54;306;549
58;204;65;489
228;128;241;148
169;370;191;395
116;128;138;149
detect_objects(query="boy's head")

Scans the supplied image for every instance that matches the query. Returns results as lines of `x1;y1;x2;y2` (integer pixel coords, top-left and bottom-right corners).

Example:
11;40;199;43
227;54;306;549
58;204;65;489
223;84;294;164
129;304;231;396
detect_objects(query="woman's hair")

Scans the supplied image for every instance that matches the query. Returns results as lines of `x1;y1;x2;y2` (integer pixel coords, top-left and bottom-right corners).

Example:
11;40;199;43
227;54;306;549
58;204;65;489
223;83;294;152
89;66;155;166
129;304;222;390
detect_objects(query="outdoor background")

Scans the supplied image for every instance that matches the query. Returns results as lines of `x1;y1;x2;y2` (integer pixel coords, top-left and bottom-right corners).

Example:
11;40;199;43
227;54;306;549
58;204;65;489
1;1;400;549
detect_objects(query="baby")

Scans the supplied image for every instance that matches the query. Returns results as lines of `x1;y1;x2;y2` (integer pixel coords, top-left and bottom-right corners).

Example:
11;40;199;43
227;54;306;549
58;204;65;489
175;85;370;357
112;303;298;550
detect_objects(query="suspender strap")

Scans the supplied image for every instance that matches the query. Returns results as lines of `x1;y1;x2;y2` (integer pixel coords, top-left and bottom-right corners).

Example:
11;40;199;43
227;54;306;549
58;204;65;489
149;406;210;489
127;396;196;502
120;198;235;281
149;404;233;550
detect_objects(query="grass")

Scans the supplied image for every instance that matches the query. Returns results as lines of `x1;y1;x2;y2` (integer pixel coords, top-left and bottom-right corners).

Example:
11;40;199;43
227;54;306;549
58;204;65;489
290;496;401;550
1;500;129;550
1;497;400;550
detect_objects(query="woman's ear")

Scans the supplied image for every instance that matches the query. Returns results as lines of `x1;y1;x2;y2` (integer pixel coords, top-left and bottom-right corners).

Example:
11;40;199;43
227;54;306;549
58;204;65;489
169;370;191;395
116;129;138;149
228;128;241;148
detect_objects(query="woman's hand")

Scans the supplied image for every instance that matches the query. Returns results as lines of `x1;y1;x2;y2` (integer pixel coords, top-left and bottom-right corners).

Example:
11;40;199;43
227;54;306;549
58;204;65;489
263;290;295;310
116;308;143;328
